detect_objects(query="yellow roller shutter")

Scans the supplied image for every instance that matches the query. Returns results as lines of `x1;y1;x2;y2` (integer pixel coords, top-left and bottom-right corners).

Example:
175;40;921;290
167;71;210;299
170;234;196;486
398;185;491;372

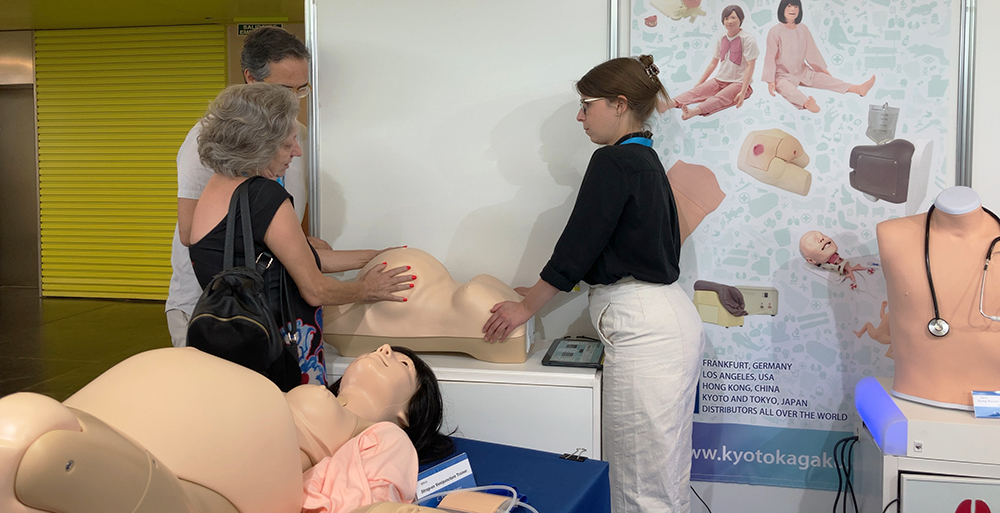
35;25;226;300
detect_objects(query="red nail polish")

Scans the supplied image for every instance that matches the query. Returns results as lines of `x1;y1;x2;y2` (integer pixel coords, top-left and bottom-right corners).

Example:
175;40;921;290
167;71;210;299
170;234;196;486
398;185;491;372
382;262;387;266
412;275;417;280
407;266;411;270
409;284;414;288
403;297;408;302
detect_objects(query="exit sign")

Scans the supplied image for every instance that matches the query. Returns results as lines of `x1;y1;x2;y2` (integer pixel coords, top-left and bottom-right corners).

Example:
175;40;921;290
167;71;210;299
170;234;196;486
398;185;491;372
238;23;283;36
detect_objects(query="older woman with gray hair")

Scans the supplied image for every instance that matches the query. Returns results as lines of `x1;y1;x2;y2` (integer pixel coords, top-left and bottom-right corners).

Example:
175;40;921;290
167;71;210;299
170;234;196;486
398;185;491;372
188;83;413;388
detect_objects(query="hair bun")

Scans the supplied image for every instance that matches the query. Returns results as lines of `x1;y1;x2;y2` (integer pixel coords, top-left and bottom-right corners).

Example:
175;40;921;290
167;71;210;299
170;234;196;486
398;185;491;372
637;54;659;78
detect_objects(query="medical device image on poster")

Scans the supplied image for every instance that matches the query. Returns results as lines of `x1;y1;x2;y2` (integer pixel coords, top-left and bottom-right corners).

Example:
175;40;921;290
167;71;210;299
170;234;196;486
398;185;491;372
633;0;955;490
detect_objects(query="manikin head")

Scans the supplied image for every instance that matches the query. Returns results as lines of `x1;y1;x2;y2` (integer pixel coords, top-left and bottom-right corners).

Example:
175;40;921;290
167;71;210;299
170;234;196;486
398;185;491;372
722;5;745;30
799;230;839;265
331;345;452;463
336;344;417;426
777;0;803;24
575;55;668;145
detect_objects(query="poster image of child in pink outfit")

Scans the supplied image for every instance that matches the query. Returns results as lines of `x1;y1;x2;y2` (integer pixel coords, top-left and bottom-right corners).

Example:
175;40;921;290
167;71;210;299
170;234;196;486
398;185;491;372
762;0;876;113
661;5;758;119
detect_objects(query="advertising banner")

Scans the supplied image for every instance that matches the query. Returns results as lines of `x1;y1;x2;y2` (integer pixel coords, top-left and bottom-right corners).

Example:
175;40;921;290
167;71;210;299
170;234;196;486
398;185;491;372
631;0;956;489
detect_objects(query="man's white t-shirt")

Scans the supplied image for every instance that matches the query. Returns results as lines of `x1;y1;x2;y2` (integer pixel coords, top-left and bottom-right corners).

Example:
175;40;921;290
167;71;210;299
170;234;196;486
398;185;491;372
165;120;308;316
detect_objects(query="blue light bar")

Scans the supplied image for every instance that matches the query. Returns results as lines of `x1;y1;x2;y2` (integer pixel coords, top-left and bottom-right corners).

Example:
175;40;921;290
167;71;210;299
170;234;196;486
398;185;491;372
855;377;907;456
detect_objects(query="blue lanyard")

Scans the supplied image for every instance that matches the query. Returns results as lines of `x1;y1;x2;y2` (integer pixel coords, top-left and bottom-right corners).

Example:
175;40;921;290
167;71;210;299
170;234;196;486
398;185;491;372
620;136;652;147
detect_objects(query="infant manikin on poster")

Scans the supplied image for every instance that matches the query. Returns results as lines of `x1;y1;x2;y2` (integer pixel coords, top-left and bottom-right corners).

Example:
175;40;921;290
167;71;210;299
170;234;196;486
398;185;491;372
633;0;954;490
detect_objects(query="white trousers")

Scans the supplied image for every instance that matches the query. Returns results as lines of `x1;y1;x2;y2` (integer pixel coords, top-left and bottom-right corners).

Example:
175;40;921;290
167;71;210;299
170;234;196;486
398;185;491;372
590;278;704;513
165;309;190;347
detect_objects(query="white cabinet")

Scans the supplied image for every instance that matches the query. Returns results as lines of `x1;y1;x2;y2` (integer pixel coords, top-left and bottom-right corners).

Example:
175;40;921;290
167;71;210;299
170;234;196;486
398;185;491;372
327;339;603;459
856;427;1000;513
900;474;1000;513
854;378;1000;513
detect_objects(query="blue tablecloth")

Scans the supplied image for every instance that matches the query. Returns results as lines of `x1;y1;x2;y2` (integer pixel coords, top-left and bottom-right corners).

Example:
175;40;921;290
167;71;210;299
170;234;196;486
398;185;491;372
420;437;611;513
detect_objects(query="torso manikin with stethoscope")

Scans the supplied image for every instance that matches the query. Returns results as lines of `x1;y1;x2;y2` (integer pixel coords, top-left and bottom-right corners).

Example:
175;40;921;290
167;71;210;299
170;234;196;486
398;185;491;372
877;186;1000;410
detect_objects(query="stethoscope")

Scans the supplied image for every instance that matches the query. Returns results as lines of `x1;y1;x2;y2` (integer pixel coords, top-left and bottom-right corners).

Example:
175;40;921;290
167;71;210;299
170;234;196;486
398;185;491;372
924;204;1000;337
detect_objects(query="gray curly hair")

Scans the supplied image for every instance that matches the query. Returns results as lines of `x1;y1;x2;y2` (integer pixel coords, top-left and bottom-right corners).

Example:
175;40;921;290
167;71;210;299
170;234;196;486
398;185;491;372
198;83;300;178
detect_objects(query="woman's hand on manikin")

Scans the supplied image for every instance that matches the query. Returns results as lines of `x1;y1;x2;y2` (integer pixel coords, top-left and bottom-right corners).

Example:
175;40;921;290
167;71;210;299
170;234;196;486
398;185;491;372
483;279;560;343
358;262;415;302
483;300;533;343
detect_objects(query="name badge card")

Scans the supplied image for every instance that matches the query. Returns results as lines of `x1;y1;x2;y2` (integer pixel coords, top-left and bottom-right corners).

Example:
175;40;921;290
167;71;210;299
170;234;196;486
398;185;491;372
416;452;476;507
972;391;1000;418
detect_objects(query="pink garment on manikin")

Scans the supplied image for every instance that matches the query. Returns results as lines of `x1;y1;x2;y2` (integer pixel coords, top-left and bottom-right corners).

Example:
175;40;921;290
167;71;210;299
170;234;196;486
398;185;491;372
761;23;826;84
301;422;419;513
760;23;850;107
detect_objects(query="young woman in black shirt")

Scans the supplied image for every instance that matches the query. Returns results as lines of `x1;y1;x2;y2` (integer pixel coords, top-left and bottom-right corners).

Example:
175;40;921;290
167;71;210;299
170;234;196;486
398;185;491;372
482;56;705;513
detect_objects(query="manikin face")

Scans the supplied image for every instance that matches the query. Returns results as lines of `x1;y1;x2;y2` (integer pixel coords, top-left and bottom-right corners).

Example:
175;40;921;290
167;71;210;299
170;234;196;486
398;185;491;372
339;344;419;424
723;11;742;32
262;126;302;180
783;4;800;24
577;96;624;146
799;230;838;265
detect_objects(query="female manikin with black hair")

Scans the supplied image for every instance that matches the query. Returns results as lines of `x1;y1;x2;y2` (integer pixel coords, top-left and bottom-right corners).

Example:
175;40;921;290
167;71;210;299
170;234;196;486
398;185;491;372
762;0;875;113
0;345;453;513
323;344;454;465
483;55;705;513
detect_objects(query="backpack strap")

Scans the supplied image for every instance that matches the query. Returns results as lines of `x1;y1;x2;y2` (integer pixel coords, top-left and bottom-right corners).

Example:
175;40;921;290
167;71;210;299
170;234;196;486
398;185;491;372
223;178;268;272
237;181;259;270
279;267;299;345
221;180;246;270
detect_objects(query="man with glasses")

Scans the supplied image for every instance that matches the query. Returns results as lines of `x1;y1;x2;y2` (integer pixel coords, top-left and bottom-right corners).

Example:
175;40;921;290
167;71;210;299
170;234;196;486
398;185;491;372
166;26;317;347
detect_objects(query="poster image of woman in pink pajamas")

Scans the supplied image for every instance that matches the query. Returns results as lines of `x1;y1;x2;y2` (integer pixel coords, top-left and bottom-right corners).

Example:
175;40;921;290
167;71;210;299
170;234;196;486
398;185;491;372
661;5;758;120
762;0;875;113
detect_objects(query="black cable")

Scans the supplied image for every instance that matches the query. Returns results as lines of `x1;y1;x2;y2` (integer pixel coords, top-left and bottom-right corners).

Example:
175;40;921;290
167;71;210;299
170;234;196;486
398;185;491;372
840;436;850;513
832;435;861;513
830;435;861;513
882;498;899;513
832;437;846;513
690;485;712;513
845;437;859;513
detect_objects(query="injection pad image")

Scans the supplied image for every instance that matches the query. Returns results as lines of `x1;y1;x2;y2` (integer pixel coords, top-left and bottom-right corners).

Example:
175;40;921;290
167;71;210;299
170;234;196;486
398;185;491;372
849;139;914;204
692;281;778;328
667;160;726;245
325;248;531;363
737;128;812;196
850;139;933;216
692;281;747;328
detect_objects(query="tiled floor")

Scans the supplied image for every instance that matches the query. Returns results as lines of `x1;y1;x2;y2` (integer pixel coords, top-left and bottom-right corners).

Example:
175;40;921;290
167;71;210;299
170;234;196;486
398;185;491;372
0;286;172;401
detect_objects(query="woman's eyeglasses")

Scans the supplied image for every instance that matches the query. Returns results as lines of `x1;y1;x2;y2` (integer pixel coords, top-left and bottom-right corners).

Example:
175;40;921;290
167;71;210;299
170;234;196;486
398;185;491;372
579;97;604;115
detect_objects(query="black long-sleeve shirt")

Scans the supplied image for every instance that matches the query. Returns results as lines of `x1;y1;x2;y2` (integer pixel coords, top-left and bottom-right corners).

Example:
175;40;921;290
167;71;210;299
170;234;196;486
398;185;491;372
540;133;681;292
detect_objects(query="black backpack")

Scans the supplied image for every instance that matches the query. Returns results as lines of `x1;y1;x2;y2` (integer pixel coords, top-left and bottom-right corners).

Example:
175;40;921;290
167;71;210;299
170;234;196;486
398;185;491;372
187;178;301;391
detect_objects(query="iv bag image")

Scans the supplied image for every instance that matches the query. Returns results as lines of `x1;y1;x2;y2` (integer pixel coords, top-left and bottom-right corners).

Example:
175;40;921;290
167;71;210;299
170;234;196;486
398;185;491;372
866;103;899;144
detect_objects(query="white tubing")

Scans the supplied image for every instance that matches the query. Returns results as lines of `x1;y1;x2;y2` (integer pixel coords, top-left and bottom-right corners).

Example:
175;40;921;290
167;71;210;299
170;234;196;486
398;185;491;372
419;485;526;513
